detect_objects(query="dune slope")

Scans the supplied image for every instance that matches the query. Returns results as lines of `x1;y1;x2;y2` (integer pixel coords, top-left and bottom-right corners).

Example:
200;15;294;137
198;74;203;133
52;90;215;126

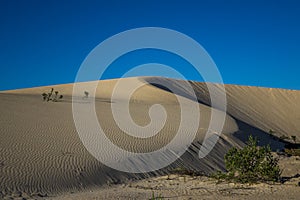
0;77;299;198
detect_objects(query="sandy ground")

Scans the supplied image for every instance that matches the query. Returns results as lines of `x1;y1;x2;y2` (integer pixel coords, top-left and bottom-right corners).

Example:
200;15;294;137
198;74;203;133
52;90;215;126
47;154;300;200
1;77;300;199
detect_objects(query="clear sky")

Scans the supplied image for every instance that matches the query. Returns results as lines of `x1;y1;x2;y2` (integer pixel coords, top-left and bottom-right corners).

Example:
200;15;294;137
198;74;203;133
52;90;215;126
0;0;300;90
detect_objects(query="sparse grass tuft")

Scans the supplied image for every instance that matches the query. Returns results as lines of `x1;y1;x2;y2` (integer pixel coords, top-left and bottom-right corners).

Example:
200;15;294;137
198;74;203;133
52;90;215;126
170;167;203;176
150;191;164;200
284;148;300;156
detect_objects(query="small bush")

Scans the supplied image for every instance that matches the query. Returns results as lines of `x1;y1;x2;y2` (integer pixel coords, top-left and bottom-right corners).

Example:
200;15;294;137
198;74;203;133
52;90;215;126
42;93;48;101
213;135;281;183
84;91;89;98
41;88;63;102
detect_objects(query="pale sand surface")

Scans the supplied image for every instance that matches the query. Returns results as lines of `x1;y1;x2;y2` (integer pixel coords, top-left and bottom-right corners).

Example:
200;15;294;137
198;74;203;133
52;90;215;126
1;77;300;199
48;152;300;200
49;159;300;200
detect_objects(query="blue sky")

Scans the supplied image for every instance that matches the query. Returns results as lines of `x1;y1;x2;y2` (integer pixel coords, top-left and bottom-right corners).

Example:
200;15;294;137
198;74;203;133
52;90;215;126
0;0;300;90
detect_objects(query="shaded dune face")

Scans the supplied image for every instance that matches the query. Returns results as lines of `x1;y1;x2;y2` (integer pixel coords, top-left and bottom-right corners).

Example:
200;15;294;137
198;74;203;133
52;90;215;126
0;77;299;196
143;77;300;140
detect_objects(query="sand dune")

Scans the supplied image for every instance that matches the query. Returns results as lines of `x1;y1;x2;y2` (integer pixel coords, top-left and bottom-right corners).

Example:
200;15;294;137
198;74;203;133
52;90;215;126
0;77;300;199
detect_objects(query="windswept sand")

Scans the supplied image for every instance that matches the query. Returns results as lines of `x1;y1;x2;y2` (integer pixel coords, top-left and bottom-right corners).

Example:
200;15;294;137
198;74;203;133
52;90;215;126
1;77;300;199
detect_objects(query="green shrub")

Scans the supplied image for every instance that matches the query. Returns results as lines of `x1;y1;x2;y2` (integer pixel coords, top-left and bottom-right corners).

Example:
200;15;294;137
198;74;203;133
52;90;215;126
214;135;281;183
